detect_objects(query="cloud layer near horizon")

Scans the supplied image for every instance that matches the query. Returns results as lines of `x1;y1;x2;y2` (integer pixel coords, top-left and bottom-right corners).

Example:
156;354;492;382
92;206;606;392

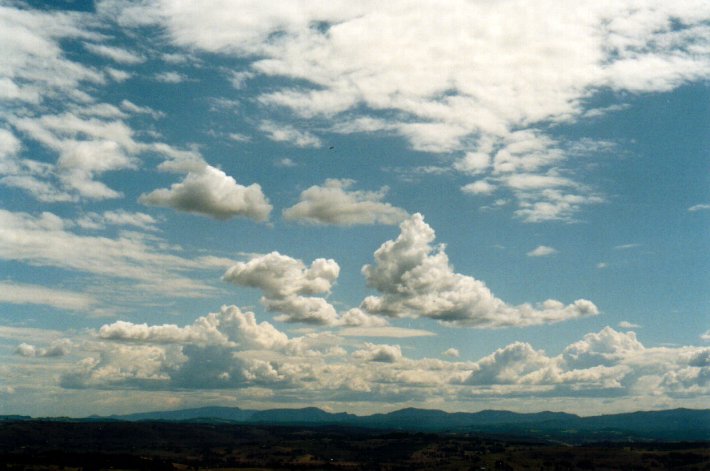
23;308;705;413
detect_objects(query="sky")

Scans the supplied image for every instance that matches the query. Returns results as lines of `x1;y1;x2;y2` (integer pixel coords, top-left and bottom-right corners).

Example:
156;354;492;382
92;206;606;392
0;0;708;418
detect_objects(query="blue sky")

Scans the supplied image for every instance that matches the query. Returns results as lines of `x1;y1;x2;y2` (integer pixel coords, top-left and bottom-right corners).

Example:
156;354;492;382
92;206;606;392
0;0;708;417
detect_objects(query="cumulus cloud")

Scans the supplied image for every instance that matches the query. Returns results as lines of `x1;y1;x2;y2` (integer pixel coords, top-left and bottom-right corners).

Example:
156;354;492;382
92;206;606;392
140;163;272;221
527;245;558;257
58;318;710;408
463;342;554;385
618;321;641;329
688;204;710;212
224;252;389;326
224;252;340;324
561;327;645;369
443;348;460;358
353;343;403;363
99;305;288;350
15;339;72;358
283;179;408;226
360;213;598;327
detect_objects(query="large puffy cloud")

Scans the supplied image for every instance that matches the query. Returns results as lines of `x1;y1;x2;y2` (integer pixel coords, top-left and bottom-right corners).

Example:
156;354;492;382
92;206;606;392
139;163;272;221
224;252;340;298
99;305;289;350
102;0;710;221
562;327;645;369
224;252;387;326
361;213;598;327
283;179;409;226
224;251;340;324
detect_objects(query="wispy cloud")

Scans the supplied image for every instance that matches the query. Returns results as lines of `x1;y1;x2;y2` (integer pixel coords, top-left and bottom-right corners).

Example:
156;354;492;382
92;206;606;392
527;246;558;257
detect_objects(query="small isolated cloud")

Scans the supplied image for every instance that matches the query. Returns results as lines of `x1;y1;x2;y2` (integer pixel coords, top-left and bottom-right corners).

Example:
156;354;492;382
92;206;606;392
701;330;710;341
275;158;297;168
283;179;408;226
688;204;710;212
140;164;272;221
15;339;71;358
618;321;641;329
360;213;597;327
229;133;251;143
155;71;187;83
84;43;144;65
461;180;496;195
352;342;403;363
596;262;608;269
527;245;558;257
259;121;322;148
443;348;460;358
614;243;640;250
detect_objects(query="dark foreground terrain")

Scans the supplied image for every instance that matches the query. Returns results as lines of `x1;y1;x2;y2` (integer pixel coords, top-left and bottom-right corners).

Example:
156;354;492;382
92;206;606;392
1;421;709;470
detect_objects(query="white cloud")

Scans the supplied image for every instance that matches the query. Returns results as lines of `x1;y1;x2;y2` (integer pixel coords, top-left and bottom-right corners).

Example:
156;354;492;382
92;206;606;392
224;251;340;299
77;210;158;231
105;0;710;222
120;100;164;118
140;164;272;221
462;342;554;385
360;213;598;327
443;348;460;358
283;179;408;226
338;326;434;338
0;6;102;105
15;339;72;358
259;120;322;148
454;152;491;175
224;252;388;326
353;343;403;363
275;157;296;167
618;321;641;329
562;327;645;369
527;246;558;257
99;305;288;350
224;252;341;325
461;180;496;195
701;331;710;341
614;243;640;250
0;209;217;297
155;71;187;83
0;281;96;312
9;113;144;200
688;204;710;212
84;42;145;64
47;315;710;409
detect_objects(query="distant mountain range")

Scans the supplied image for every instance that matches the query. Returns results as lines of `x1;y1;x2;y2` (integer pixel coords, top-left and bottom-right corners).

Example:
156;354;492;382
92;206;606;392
3;407;709;443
